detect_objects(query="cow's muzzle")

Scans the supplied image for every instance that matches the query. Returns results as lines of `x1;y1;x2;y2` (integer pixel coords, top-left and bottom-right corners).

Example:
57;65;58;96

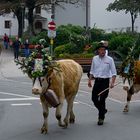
32;88;42;95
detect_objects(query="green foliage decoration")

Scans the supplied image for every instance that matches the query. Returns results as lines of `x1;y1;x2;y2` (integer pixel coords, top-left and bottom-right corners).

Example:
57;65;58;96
120;47;135;80
15;45;60;78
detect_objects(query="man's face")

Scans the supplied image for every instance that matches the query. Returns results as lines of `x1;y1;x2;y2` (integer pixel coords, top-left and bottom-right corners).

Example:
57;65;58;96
98;47;106;57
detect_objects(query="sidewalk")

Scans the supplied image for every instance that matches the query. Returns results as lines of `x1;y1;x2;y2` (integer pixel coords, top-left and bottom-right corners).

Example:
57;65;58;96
0;47;89;80
0;47;25;79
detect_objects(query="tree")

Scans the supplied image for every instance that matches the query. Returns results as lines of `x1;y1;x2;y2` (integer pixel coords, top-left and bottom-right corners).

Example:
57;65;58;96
0;0;85;37
106;0;140;33
0;0;25;37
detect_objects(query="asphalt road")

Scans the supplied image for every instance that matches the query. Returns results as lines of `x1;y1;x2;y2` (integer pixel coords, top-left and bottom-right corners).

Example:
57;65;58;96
1;74;140;140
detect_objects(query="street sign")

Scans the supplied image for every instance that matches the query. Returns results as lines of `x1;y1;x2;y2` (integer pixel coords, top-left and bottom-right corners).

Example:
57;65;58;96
48;30;56;39
48;21;56;31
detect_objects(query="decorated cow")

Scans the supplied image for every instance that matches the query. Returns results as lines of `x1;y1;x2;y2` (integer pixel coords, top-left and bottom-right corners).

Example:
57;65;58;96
16;46;83;134
120;50;140;112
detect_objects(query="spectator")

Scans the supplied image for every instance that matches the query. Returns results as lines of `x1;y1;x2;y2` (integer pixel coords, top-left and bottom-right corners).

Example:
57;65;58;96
13;36;21;60
3;33;9;49
24;39;30;57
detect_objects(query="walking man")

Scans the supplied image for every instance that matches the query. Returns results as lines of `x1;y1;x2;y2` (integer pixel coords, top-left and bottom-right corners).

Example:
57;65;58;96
13;36;21;60
88;43;117;125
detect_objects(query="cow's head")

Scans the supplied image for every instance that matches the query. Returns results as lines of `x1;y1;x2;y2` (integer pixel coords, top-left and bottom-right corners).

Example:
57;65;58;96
32;76;49;95
31;64;53;95
15;48;60;95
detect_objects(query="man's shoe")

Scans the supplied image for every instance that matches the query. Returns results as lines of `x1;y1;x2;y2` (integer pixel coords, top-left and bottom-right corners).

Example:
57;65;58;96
97;119;104;125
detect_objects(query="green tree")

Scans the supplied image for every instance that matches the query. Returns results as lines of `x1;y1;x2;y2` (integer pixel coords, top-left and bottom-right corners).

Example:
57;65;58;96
0;0;85;37
106;0;140;33
0;0;25;37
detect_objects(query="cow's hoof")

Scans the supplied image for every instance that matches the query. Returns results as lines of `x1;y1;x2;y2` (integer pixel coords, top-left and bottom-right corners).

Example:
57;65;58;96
123;108;129;113
59;123;66;127
41;125;48;134
63;119;68;128
69;118;75;124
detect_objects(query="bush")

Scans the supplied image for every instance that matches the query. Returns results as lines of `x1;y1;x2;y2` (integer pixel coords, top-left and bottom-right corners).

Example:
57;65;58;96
30;31;50;47
57;53;93;59
54;45;65;57
109;34;135;58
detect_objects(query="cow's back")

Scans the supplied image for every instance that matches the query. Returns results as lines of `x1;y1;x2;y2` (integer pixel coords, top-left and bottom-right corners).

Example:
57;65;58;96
48;59;82;98
57;59;83;97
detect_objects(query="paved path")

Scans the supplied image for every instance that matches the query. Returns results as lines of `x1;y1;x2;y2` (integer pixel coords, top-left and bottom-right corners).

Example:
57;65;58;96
1;47;140;103
0;47;25;79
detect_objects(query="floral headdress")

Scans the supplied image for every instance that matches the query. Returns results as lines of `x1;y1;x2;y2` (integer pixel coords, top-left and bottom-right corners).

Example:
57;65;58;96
16;44;60;78
120;47;135;81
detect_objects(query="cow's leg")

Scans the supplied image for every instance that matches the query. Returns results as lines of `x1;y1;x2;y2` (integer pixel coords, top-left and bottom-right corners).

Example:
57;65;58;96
69;104;75;123
123;87;134;112
40;95;49;134
64;95;75;128
55;102;64;127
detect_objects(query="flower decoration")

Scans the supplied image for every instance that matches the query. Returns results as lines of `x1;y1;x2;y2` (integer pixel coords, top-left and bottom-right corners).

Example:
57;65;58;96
16;44;60;78
119;46;135;80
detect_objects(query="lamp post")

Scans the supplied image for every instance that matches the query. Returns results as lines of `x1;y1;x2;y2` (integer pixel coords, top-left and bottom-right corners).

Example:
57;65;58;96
86;0;89;30
20;0;25;38
51;0;55;21
85;0;91;44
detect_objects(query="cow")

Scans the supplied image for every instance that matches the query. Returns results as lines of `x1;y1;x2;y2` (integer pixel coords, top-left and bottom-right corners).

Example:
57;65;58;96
31;59;83;134
122;60;140;112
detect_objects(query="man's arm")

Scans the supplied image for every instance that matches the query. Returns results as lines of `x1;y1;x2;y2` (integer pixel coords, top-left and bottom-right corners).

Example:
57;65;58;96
88;74;94;88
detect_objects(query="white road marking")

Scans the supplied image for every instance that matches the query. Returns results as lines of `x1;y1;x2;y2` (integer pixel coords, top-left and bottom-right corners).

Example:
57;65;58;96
11;103;32;106
0;89;140;110
79;89;140;104
108;97;123;104
0;91;34;98
75;100;95;109
0;97;39;101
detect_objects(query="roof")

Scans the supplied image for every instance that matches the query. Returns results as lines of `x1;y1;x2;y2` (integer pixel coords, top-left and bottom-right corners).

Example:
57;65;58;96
34;15;47;21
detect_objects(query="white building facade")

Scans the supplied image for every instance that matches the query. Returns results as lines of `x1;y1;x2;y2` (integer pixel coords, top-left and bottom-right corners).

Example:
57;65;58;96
1;0;140;37
0;1;90;37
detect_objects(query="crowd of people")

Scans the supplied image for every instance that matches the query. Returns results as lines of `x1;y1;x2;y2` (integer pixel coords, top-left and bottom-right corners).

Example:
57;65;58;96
2;33;30;60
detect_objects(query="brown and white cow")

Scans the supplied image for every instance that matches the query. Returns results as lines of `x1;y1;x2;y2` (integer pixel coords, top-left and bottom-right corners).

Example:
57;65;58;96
123;61;140;112
32;59;83;134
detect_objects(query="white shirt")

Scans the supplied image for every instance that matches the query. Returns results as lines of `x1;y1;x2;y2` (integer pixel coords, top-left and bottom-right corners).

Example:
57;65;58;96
90;55;117;78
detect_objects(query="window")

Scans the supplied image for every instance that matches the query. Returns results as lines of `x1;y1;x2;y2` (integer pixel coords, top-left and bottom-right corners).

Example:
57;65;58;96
35;21;42;29
35;7;41;14
5;20;11;28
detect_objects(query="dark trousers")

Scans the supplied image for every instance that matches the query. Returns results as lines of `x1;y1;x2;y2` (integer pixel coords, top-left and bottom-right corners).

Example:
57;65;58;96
14;48;19;59
92;78;109;119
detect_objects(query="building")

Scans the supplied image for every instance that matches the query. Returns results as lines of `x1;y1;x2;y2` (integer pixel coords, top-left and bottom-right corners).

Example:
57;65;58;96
1;0;140;37
0;1;90;37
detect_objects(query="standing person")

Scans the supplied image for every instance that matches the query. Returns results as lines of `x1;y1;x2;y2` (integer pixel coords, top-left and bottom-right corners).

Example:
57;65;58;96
13;36;21;60
24;39;30;57
3;33;9;49
88;43;117;125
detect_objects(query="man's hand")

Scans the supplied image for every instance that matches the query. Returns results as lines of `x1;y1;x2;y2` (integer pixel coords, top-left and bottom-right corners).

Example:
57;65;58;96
88;80;92;88
110;82;114;88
